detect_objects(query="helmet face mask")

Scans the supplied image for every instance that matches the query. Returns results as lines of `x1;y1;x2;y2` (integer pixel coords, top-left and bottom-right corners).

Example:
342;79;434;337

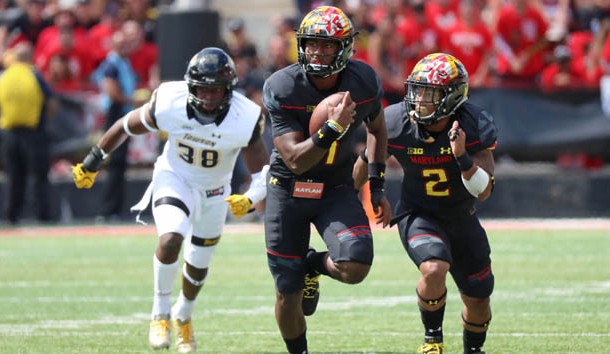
405;53;469;125
296;6;355;77
185;47;238;125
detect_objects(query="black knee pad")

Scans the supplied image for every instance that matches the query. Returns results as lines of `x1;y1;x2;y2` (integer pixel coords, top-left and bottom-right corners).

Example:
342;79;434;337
267;252;305;294
460;269;494;298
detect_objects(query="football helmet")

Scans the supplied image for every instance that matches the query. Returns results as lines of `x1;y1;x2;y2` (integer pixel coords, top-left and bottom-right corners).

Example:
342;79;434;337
405;53;469;125
184;47;238;125
296;6;355;77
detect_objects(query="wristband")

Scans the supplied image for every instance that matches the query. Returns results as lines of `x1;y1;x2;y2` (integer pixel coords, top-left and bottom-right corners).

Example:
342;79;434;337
82;145;108;172
455;153;474;171
359;148;368;163
325;119;345;134
368;163;386;180
311;122;341;149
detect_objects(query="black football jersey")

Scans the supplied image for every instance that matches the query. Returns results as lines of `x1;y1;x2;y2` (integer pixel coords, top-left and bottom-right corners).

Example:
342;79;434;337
384;101;497;215
263;61;383;186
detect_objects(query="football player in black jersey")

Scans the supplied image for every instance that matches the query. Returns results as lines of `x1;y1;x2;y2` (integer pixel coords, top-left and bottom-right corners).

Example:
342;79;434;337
355;53;497;354
262;6;391;354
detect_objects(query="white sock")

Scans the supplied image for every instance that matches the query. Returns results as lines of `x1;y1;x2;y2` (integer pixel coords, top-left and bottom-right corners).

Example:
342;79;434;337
172;291;195;322
151;254;179;319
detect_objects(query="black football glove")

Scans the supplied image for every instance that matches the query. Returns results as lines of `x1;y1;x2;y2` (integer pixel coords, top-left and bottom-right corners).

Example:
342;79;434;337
368;163;386;213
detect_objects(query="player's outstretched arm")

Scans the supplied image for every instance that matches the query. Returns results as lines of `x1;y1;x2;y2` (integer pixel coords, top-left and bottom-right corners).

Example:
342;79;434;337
72;105;157;189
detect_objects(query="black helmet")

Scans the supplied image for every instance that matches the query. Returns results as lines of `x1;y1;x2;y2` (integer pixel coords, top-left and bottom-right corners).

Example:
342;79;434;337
184;47;238;125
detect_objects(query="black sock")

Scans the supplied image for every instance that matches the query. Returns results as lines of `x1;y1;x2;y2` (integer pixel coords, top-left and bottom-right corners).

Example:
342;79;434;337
463;329;486;353
306;250;330;276
420;303;445;342
284;330;308;354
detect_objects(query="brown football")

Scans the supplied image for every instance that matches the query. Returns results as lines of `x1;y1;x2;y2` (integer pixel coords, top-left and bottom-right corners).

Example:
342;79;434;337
309;91;347;136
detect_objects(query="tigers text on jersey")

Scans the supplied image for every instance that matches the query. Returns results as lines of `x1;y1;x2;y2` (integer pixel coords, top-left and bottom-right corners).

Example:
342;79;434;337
150;81;261;187
384;101;497;215
263;61;383;186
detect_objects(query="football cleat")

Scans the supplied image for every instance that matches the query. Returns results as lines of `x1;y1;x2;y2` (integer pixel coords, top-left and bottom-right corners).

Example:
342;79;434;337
302;272;321;316
417;341;444;354
148;314;171;350
173;318;197;353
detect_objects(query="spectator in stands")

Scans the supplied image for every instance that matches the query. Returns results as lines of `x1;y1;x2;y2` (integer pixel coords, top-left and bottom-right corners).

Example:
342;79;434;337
34;2;88;66
494;0;550;85
223;17;258;69
270;15;298;64
123;0;157;43
72;0;99;30
440;0;493;88
37;26;94;91
424;0;460;35
123;20;158;89
570;0;610;33
597;19;610;117
367;14;408;105
539;44;581;91
394;1;440;78
91;29;142;221
0;0;51;62
0;42;59;224
88;2;124;68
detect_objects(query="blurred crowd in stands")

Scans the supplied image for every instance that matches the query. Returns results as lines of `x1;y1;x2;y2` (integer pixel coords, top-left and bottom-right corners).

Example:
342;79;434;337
0;0;610;220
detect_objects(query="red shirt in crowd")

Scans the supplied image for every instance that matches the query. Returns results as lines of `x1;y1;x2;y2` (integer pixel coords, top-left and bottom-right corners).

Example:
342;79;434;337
495;2;549;78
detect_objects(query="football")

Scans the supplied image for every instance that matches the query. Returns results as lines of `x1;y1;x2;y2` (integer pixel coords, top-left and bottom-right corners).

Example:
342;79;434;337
309;91;347;136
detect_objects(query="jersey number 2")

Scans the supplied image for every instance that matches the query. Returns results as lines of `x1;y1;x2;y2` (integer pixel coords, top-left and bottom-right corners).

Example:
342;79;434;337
423;168;449;197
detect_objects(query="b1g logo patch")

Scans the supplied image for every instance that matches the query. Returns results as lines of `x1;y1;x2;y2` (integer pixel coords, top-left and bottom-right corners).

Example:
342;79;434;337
206;186;225;198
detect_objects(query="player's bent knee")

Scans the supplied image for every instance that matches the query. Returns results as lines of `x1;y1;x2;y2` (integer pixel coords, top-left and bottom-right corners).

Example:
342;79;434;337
267;252;304;294
158;232;184;257
463;271;494;298
334;261;370;284
276;291;301;308
420;259;450;282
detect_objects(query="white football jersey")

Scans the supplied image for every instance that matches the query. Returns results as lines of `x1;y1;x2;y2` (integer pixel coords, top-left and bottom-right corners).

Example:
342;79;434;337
150;81;262;187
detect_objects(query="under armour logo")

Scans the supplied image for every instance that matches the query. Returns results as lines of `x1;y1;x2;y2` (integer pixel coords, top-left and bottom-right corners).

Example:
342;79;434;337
212;133;222;139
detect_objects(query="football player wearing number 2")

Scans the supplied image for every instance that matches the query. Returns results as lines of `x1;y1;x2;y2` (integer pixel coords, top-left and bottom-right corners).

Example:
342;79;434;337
262;6;391;354
354;53;497;354
71;47;269;353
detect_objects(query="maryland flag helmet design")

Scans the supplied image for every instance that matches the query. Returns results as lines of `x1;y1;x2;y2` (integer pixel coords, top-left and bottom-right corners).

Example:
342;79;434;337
296;6;355;77
405;53;469;125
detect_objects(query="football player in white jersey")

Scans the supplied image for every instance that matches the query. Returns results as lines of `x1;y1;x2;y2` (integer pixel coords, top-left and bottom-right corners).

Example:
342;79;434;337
72;47;269;353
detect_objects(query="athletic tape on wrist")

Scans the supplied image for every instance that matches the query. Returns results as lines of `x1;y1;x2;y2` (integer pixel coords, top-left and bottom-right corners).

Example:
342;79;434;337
462;167;490;197
244;165;269;204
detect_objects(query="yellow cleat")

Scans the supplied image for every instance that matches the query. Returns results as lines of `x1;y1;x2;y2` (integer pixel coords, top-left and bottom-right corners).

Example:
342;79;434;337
148;314;171;350
302;273;321;316
173;318;197;353
417;342;444;354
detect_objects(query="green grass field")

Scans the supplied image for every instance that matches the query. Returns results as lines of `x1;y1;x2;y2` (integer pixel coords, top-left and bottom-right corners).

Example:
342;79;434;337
1;223;609;353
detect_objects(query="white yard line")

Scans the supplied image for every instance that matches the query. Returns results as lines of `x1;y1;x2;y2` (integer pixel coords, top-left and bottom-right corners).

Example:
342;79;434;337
2;218;610;238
